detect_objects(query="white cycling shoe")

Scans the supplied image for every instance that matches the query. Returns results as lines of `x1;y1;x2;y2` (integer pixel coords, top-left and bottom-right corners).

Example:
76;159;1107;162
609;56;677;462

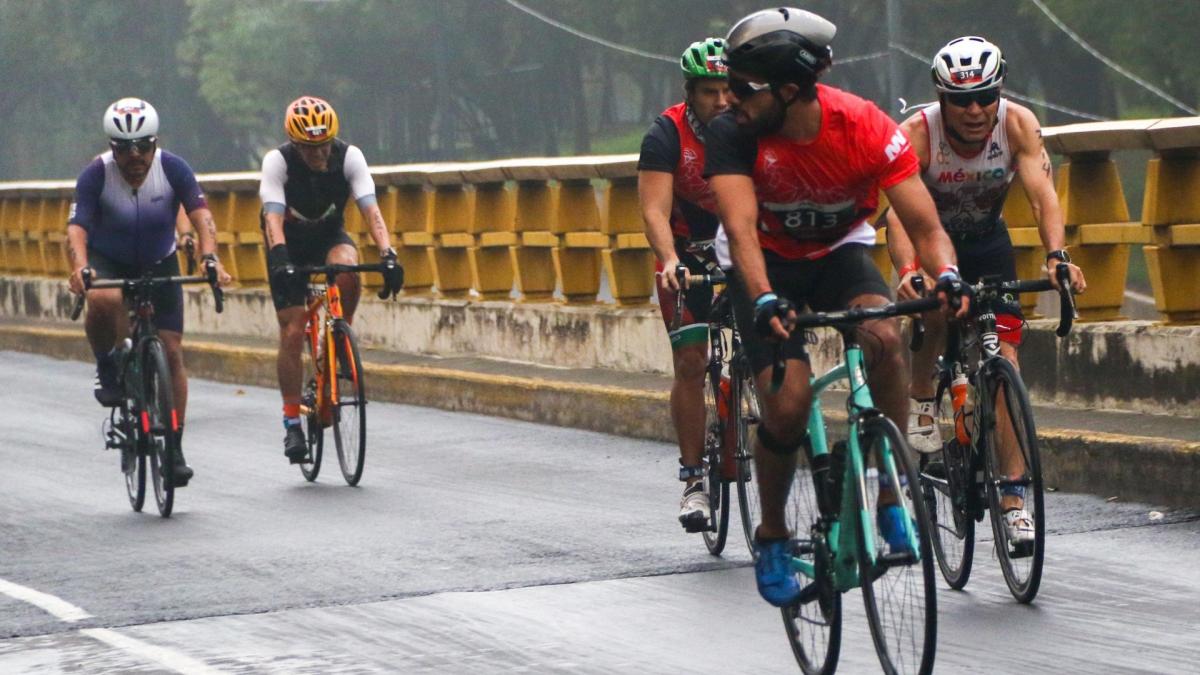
1003;508;1036;544
908;397;943;454
678;483;711;533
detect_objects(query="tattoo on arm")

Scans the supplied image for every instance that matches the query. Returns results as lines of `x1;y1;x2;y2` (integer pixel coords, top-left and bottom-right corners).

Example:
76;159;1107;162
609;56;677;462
1040;148;1052;177
371;211;389;242
67;246;77;265
201;214;217;239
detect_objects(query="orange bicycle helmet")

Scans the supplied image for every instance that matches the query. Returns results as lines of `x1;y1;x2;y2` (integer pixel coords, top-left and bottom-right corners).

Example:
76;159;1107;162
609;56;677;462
285;96;339;144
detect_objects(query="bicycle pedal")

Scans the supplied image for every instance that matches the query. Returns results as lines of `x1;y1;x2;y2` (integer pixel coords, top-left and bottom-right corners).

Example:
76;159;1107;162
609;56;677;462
1009;541;1034;559
880;551;918;568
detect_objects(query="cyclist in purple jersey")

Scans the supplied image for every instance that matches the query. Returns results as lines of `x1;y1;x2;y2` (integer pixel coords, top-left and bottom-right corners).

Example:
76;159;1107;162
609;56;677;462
67;98;230;485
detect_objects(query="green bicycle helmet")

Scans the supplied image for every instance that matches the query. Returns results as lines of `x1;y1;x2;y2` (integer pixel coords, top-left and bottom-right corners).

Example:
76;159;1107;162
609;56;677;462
680;38;728;79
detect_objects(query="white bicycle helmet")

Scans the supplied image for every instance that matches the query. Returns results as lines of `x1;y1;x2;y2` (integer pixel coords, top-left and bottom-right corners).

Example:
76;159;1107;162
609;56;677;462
103;98;159;139
931;36;1006;92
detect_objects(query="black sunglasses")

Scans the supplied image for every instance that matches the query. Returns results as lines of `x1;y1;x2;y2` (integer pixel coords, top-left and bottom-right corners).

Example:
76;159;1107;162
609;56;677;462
728;74;772;100
110;137;157;155
945;89;1001;108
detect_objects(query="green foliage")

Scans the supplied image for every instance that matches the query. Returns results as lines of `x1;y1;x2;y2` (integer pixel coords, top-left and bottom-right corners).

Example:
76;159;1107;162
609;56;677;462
1;0;1198;180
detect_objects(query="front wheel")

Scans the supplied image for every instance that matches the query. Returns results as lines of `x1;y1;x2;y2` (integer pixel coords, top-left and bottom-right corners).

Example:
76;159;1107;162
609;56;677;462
981;357;1045;604
115;405;145;512
732;366;762;558
332;321;367;486
299;325;324;482
858;415;937;675
141;339;178;518
700;366;730;555
920;374;975;590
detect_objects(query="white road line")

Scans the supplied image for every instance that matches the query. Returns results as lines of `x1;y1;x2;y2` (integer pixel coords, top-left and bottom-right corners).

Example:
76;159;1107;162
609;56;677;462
1;577;224;674
0;578;92;622
1125;289;1155;305
80;628;225;675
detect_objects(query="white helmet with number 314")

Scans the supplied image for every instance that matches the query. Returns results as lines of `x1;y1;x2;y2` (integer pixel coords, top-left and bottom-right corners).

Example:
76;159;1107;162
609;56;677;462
931;36;1006;92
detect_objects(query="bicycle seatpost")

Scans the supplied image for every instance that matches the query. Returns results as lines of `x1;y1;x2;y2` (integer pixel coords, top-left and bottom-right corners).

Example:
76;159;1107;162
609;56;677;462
909;275;926;352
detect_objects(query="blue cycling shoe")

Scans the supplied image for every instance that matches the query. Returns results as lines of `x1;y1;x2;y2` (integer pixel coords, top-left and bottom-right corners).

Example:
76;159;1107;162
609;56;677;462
877;504;915;556
753;535;802;607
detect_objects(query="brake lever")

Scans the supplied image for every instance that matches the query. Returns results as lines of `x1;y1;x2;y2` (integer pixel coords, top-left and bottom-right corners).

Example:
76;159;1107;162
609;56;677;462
70;268;93;321
1055;262;1075;337
909;275;926;352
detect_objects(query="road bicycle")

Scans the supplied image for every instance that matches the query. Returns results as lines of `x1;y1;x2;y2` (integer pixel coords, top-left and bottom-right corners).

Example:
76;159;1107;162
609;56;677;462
292;262;391;486
919;264;1076;603
777;296;941;675
70;263;223;517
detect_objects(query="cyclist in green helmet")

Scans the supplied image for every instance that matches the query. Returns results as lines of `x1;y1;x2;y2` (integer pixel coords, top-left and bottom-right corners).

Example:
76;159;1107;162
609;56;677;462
638;37;732;533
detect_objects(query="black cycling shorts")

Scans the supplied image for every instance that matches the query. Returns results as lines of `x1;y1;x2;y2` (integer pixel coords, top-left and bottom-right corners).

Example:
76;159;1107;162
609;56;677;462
263;218;357;311
731;243;891;374
955;225;1024;331
88;250;184;333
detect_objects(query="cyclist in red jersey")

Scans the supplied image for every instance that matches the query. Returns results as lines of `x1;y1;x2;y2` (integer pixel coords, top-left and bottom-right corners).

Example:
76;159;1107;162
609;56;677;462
638;37;731;533
705;7;969;606
885;37;1086;543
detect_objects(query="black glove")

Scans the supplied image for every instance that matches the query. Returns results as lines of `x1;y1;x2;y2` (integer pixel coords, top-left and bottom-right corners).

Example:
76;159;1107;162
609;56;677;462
267;244;295;287
753;292;795;340
935;267;971;311
378;247;404;300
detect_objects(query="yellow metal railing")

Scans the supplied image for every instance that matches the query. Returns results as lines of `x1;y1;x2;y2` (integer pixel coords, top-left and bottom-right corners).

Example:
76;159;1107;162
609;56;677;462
5;118;1200;323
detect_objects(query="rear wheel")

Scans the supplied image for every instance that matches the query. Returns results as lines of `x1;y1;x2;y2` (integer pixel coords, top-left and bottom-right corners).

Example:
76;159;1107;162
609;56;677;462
332;321;367;486
981;358;1045;604
116;405;145;512
142;339;177;518
299;324;324;482
733;365;762;558
858;415;937;675
920;374;975;590
701;366;730;555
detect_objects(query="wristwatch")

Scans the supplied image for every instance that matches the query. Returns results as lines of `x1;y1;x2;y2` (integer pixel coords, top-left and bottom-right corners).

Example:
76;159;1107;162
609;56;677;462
1045;249;1071;264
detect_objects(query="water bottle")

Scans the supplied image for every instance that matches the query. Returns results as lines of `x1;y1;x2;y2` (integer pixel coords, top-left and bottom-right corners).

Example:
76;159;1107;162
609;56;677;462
951;372;972;444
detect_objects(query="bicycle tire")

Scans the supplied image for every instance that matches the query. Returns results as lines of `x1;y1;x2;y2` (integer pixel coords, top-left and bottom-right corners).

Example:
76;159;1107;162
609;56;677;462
981;357;1045;603
299;322;324;482
115;398;147;509
119;405;146;512
142;339;177;518
858;415;937;675
920;374;975;590
732;365;762;558
332;321;366;486
781;523;843;674
701;365;729;555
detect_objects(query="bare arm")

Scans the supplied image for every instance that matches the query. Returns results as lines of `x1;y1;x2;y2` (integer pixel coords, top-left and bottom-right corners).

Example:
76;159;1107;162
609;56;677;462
638;170;681;291
884;114;934;299
885;173;968;316
186;206;232;284
263;211;286;249
359;200;393;255
710;174;768;297
1010;104;1084;291
66;224;89;294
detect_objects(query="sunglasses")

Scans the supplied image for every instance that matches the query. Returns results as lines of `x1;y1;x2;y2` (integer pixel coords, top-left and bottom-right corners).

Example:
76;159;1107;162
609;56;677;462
110;137;157;155
945;89;1001;108
729;75;772;100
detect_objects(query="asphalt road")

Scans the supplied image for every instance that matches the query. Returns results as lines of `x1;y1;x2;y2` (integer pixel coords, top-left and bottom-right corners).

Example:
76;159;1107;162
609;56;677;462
1;351;1197;673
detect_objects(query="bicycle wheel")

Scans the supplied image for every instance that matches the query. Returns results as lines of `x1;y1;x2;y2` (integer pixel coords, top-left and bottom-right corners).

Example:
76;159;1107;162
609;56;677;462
299;325;324;482
732;365;762;557
701;365;730;555
981;357;1045;603
919;374;975;590
141;339;177;518
331;320;366;486
118;406;146;512
781;521;842;673
858;415;937;675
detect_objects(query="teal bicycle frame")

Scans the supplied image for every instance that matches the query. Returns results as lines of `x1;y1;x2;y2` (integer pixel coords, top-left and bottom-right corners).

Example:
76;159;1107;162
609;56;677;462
791;339;921;591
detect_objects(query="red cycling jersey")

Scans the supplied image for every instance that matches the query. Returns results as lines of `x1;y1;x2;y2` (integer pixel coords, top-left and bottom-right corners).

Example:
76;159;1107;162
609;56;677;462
708;84;920;260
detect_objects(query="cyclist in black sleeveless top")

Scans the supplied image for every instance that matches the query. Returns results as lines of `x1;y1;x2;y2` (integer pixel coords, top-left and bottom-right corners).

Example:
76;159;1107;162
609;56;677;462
259;96;403;464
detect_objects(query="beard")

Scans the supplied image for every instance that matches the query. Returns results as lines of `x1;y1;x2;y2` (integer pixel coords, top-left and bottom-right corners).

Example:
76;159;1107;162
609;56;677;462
736;98;787;137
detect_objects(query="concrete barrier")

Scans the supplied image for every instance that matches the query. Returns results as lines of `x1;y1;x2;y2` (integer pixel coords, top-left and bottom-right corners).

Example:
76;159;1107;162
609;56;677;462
3;276;1198;419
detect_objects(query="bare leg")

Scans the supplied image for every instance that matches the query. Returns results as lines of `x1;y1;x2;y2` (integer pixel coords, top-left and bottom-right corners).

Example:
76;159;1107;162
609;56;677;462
854;293;909;505
276;306;308;409
159;330;187;424
83;288;126;356
994;342;1027;511
671;343;709;484
754;357;813;539
327;244;360;323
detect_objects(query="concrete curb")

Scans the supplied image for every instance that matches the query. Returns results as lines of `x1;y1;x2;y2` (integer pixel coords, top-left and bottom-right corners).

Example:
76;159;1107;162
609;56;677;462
2;325;1194;508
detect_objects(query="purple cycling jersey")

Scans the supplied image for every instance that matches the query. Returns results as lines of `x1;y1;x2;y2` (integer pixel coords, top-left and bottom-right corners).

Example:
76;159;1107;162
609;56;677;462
68;149;208;267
